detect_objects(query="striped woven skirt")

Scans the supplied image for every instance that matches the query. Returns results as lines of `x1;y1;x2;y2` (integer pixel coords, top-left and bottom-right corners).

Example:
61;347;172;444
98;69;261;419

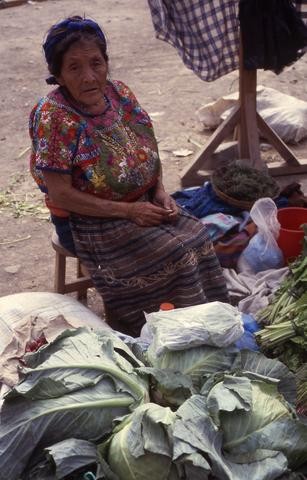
70;209;229;337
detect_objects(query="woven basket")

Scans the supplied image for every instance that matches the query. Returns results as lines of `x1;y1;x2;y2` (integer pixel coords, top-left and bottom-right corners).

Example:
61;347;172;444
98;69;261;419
211;183;256;210
211;179;281;211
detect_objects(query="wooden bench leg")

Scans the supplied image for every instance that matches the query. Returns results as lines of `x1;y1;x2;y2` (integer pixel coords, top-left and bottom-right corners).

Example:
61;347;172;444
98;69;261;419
53;234;93;304
77;258;88;303
54;251;66;294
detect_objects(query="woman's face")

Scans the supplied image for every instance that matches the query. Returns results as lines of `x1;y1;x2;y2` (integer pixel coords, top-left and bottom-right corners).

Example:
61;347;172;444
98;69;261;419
57;39;108;112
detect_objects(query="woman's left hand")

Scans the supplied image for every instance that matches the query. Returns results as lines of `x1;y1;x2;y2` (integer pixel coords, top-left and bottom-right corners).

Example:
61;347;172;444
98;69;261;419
153;188;179;221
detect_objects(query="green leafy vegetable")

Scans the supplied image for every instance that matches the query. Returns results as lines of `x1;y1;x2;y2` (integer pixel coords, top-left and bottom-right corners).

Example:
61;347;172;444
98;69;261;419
104;403;179;480
146;343;296;407
45;439;99;479
202;372;307;469
146;343;237;395
257;230;307;327
22;438;100;480
0;328;149;480
296;364;307;417
256;235;307;377
255;305;307;348
138;366;194;407
99;395;292;480
97;358;305;479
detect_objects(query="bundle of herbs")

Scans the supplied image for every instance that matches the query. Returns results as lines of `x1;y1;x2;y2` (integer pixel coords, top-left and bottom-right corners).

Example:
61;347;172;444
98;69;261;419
255;225;307;413
211;162;280;204
296;364;307;417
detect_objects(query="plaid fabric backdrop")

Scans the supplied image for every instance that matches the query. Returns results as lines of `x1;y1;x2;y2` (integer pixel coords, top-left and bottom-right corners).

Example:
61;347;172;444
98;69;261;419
147;0;240;82
148;0;307;81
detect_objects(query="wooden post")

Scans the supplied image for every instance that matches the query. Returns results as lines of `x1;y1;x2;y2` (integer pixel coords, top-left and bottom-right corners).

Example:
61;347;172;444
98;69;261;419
180;38;307;188
238;40;262;169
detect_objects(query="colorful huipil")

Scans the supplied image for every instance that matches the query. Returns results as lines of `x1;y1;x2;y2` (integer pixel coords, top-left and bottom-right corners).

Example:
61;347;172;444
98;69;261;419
30;79;161;217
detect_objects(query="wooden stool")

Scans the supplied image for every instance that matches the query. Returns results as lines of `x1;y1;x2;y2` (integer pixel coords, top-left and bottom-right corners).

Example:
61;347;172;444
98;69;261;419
51;231;93;302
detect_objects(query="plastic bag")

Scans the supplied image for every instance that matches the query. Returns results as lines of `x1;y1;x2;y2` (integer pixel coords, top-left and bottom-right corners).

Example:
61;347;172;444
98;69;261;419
234;313;260;351
238;198;284;273
196;86;307;144
142;301;244;356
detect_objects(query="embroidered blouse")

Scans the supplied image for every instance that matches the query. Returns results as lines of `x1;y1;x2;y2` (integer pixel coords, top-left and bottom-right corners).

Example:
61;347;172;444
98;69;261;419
29;79;161;217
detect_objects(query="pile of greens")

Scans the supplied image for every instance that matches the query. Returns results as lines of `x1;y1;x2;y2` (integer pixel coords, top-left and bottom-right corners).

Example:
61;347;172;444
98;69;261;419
99;371;307;480
0;303;306;479
0;328;148;480
255;226;307;369
255;226;307;420
211;162;280;203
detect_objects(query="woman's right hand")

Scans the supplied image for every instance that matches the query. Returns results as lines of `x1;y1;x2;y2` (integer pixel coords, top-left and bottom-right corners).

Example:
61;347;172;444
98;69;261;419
127;201;171;226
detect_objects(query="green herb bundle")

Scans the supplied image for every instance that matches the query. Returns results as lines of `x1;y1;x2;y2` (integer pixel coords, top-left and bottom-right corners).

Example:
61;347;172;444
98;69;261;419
255;303;307;370
255;225;307;412
257;255;307;327
211;162;280;202
296;364;307;417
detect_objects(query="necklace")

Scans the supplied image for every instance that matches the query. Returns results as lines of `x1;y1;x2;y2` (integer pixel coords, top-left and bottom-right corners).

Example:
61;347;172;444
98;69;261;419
61;87;110;117
78;94;110;116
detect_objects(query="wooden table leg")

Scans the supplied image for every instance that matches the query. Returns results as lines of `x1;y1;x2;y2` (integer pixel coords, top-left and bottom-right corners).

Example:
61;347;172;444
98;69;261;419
180;36;307;187
181;105;240;187
238;62;263;169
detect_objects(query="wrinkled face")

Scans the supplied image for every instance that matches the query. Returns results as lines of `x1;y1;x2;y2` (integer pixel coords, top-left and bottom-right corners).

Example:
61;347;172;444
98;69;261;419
57;39;108;112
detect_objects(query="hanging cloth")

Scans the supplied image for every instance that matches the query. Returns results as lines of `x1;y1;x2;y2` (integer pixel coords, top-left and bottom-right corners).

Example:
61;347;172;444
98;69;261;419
239;0;307;73
147;0;240;82
147;1;307;81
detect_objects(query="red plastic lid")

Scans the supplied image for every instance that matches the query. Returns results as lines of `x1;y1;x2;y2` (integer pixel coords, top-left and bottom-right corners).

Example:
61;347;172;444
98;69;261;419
159;302;175;311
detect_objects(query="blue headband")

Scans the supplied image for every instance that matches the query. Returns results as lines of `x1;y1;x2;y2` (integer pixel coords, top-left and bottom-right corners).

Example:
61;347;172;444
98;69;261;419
43;18;107;66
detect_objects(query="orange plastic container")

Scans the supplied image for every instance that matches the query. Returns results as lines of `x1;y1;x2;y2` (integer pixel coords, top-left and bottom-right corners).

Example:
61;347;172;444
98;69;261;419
159;302;175;311
277;207;307;263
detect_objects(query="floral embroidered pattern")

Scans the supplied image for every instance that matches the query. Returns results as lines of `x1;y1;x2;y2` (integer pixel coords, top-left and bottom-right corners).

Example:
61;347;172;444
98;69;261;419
29;79;161;214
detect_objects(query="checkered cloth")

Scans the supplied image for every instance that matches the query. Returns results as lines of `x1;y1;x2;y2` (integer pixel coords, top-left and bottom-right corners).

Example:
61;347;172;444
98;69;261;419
147;1;307;81
147;0;240;82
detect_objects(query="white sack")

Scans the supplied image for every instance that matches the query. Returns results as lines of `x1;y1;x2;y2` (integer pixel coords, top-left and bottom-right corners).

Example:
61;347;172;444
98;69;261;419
197;86;307;144
0;292;109;387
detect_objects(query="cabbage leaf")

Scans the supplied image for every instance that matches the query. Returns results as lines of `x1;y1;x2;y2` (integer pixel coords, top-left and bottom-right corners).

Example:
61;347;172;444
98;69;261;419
0;328;149;480
100;397;290;480
202;372;307;469
146;342;296;407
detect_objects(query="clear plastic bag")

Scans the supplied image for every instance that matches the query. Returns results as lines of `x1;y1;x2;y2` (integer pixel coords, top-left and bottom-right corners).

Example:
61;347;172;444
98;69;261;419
239;198;284;273
142;301;244;356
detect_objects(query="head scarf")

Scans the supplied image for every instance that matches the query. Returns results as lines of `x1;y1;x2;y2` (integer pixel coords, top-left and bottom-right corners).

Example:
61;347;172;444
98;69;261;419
43;17;107;67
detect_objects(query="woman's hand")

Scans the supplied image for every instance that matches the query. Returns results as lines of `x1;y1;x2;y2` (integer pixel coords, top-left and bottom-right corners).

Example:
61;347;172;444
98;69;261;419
127;201;172;226
152;188;179;221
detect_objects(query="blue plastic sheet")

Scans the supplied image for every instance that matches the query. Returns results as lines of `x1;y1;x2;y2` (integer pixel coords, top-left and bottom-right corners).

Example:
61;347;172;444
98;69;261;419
234;313;260;351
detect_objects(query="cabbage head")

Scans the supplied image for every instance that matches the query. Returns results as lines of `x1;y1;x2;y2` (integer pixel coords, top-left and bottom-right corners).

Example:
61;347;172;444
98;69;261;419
202;371;307;469
99;392;304;480
104;403;183;480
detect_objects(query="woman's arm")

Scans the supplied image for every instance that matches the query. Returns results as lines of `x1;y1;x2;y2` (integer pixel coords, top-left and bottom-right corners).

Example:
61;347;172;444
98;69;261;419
152;173;179;219
44;171;171;226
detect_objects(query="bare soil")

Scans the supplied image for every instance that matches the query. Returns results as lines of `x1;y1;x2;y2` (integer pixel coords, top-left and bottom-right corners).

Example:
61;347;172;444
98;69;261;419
1;0;307;317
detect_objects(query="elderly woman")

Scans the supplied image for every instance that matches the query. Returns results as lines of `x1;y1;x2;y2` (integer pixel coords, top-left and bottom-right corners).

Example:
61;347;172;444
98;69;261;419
30;16;229;336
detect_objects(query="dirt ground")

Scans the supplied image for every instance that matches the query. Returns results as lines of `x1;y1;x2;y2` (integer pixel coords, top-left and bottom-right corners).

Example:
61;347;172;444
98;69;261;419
1;0;307;317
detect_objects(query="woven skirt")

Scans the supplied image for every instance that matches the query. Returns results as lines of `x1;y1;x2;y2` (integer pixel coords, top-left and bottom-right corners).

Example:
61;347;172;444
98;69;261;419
70;209;229;336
